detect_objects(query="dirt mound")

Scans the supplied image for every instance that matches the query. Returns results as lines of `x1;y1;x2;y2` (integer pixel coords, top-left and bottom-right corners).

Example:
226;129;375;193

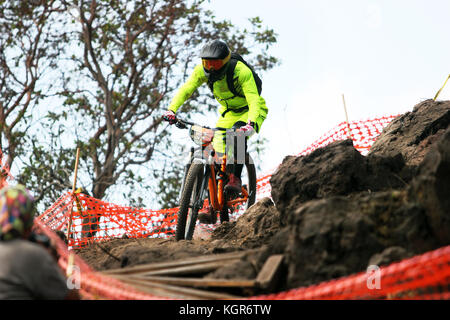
76;99;450;296
409;124;450;244
260;99;450;290
270;138;412;225
260;189;440;289
369;99;450;166
211;197;281;249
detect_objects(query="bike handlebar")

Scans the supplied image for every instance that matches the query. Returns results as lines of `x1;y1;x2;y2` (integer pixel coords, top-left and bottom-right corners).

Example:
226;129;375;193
173;117;222;131
174;117;196;129
169;116;247;134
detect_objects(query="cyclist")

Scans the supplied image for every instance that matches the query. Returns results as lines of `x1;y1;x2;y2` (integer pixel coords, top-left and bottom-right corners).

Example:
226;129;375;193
163;40;268;221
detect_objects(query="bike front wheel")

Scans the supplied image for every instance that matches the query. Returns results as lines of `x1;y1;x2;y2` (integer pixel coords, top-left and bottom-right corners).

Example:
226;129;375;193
175;159;204;241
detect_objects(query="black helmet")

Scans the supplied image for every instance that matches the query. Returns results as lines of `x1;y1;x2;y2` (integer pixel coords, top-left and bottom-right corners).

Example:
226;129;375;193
200;39;230;60
200;40;231;82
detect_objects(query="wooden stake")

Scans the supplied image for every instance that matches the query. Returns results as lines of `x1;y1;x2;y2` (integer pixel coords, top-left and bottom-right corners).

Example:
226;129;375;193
72;148;80;192
342;94;352;140
66;147;80;245
433;74;450;101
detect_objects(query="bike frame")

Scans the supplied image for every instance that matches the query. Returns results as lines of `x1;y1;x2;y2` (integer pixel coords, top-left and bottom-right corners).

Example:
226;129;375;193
206;153;249;212
175;118;250;213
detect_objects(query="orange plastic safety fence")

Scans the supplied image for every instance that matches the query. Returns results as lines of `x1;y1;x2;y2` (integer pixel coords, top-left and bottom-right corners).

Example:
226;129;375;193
33;113;450;300
296;115;399;157
38;192;180;249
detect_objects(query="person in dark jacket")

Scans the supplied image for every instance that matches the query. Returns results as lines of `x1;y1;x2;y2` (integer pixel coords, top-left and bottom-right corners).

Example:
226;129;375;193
0;184;80;300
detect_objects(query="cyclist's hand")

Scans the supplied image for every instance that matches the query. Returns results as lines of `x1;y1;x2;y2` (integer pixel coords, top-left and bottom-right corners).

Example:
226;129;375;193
163;110;176;125
239;121;255;136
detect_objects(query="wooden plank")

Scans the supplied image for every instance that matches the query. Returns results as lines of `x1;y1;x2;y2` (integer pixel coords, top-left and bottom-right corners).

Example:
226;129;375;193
255;255;284;290
102;250;255;275
141;260;229;277
129;274;257;288
112;275;241;300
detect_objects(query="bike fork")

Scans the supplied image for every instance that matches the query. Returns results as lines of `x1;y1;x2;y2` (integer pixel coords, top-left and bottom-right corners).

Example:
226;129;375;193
194;165;210;211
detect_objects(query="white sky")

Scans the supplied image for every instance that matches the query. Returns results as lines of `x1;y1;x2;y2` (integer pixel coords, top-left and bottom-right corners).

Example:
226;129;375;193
204;0;450;174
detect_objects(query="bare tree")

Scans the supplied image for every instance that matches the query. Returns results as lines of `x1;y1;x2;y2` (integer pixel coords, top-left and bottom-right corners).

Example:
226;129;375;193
56;0;278;202
0;0;65;187
12;0;278;210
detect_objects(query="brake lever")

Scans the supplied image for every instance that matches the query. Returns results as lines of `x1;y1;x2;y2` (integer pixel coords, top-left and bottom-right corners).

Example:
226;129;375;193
175;121;187;129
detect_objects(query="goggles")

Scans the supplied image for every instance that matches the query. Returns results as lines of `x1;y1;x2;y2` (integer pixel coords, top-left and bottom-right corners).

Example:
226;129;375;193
202;52;231;71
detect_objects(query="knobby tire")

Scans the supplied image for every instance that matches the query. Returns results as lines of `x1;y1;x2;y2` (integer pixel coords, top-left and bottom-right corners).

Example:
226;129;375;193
175;160;204;241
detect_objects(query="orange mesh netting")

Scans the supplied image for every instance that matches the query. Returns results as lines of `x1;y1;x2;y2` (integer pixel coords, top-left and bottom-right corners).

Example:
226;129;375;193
31;113;450;299
38;191;180;249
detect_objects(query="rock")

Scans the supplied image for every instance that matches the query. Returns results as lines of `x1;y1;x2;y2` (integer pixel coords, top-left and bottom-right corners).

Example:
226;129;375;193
409;126;450;245
369;99;450;166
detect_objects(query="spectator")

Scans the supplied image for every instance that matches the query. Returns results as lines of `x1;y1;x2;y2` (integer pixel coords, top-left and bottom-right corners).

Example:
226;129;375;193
0;184;80;300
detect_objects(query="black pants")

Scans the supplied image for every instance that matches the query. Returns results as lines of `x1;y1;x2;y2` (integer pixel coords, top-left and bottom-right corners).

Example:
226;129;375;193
225;121;247;178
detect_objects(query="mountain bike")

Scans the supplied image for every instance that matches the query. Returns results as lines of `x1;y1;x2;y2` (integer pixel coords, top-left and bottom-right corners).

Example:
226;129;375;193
173;117;257;241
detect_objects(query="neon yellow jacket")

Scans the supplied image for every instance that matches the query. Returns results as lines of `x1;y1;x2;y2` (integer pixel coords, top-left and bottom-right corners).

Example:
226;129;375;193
168;62;268;129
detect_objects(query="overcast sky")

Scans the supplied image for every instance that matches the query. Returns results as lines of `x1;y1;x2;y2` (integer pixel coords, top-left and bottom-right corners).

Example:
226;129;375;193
201;0;450;175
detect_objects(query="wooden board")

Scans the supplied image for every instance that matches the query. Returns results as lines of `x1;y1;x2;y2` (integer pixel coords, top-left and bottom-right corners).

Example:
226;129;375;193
100;250;285;299
127;274;256;289
255;254;284;290
111;274;242;300
102;250;255;276
139;260;233;277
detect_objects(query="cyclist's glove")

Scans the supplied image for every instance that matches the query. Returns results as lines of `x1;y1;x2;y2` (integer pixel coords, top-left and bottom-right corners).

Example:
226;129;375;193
163;110;176;125
239;121;256;137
